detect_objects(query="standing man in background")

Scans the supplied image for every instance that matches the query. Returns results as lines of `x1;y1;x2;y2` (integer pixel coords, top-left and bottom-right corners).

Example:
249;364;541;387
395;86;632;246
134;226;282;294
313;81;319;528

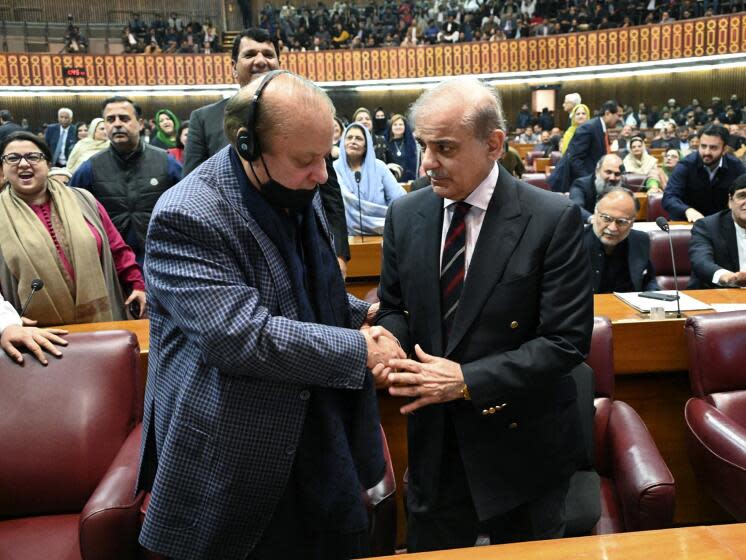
45;107;77;167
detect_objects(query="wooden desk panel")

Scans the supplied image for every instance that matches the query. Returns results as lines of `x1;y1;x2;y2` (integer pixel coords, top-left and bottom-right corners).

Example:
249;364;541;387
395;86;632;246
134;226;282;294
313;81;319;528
378;524;746;559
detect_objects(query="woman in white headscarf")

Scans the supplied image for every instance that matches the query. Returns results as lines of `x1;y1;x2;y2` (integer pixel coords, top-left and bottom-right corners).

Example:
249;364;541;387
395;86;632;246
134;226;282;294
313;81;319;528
66;117;109;173
333;123;405;236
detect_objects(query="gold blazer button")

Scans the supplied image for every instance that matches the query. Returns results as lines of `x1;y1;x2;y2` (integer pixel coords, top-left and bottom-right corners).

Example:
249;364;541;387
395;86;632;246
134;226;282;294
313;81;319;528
510;321;519;329
508;422;518;429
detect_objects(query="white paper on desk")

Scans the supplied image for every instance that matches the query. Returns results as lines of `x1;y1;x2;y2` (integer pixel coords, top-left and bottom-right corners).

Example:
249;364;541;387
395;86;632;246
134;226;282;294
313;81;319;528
632;222;692;232
710;303;746;313
614;291;713;313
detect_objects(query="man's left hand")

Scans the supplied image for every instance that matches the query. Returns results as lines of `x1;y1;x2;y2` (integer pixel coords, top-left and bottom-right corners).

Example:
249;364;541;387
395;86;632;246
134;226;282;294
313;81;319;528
387;344;465;414
363;302;379;327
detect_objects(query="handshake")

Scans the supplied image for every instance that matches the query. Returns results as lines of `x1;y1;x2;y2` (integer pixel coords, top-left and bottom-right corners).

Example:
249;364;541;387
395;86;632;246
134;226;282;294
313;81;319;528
361;325;405;388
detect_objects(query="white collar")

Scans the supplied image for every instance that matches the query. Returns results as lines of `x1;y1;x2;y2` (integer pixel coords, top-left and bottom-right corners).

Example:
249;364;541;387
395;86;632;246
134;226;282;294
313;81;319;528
443;162;499;212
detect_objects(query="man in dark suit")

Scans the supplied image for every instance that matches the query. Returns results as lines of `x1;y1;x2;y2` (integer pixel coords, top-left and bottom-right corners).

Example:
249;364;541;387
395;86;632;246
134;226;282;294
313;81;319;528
584;188;658;293
184;27;350;272
376;77;593;552
689;174;746;288
569;153;623;222
549;100;622;192
44;107;77;167
137;71;404;559
663;124;746;222
0;110;21;145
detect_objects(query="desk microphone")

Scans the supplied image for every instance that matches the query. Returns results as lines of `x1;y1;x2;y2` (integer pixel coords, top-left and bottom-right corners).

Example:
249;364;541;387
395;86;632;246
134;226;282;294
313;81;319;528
655;217;682;318
20;278;44;317
354;170;364;240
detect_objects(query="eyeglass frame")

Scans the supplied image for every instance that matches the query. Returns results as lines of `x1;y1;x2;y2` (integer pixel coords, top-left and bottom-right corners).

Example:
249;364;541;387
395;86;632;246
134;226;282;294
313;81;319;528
596;212;635;228
0;152;47;165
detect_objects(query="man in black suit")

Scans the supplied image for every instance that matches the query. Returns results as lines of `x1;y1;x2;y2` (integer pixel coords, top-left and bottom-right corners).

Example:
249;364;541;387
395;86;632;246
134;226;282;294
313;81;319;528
549;100;622;192
584;188;659;293
376;77;593;552
689;175;746;288
569;154;624;222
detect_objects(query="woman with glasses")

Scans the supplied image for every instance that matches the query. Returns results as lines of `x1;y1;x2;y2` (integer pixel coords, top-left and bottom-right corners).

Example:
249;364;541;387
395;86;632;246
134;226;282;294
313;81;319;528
0;131;145;326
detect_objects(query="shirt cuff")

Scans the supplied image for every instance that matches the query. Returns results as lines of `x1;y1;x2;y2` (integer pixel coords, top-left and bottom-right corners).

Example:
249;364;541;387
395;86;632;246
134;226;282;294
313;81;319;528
713;269;731;286
0;301;22;334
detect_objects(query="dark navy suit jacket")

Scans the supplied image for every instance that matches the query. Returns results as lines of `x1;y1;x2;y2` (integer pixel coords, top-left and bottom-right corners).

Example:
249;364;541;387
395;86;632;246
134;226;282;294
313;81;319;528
44;123;77;163
550;117;607;193
689;209;741;288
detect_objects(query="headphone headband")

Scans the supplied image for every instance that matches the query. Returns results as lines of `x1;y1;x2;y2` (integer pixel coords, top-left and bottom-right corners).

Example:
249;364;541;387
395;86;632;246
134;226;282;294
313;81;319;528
236;69;291;161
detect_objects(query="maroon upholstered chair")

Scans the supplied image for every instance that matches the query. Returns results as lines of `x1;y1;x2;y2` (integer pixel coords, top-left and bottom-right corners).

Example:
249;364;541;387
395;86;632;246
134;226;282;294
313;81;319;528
648;228;692;289
621;173;648;192
550;150;562;165
0;330;144;560
565;316;675;535
684;312;746;520
523;150;544;173
521;172;550;190
646;191;670;222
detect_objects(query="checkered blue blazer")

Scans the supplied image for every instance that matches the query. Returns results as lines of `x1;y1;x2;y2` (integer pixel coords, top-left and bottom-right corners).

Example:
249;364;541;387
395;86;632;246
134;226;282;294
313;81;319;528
137;146;371;560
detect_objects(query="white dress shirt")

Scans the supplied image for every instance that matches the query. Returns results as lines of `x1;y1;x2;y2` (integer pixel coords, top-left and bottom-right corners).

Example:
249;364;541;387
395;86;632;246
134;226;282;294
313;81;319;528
58;126;69;165
439;163;499;279
0;294;22;334
712;219;746;285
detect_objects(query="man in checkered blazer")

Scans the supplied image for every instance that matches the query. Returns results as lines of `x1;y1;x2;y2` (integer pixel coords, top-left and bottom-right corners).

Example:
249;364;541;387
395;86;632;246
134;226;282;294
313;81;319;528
136;71;403;560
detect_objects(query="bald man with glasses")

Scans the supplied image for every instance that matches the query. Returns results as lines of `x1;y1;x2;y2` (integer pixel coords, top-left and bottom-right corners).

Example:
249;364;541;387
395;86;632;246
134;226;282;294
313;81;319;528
584;187;659;294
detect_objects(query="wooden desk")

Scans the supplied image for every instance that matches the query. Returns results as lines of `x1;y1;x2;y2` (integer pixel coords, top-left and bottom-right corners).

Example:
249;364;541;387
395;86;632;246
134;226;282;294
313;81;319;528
379;523;746;559
346;235;383;299
634;191;647;221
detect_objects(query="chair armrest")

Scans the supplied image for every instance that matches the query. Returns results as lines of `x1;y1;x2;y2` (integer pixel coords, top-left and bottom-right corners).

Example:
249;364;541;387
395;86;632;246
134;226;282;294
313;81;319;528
685;398;746;519
79;424;144;560
608;401;675;532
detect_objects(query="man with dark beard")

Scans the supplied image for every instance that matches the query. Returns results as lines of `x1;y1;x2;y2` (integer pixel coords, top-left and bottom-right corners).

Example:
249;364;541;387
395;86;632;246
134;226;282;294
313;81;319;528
569;154;624;222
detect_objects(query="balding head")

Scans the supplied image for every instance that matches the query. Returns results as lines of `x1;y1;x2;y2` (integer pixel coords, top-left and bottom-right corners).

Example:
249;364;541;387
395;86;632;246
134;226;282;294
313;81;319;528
593;188;637;251
409;77;505;201
224;71;335;158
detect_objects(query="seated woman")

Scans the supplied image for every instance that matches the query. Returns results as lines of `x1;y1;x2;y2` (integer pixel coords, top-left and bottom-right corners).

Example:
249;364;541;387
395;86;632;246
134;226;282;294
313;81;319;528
333;123;405;236
0;132;145;326
658;148;681;190
66;117;109;173
623;136;665;192
385;113;418;182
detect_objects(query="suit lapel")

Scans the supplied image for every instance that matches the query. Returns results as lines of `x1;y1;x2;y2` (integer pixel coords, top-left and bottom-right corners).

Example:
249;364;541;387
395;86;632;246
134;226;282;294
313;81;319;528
721;211;740;271
445;170;528;356
414;190;446;356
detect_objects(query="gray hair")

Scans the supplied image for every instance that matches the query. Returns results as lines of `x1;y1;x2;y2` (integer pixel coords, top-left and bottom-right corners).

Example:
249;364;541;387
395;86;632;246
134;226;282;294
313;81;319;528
58;107;73;118
564;92;581;106
409;77;506;141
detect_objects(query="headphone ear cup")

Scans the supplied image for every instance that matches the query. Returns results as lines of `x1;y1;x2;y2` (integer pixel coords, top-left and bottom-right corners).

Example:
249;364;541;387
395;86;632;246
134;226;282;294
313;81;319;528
237;131;253;161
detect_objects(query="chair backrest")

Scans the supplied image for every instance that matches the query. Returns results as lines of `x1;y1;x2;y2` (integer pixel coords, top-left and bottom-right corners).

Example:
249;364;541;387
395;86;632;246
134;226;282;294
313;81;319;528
587;316;615;399
649;228;691;289
647;191;670;222
550;150;562;164
622;173;648;192
0;331;141;517
685;312;746;425
524;150;543;166
521;172;550;190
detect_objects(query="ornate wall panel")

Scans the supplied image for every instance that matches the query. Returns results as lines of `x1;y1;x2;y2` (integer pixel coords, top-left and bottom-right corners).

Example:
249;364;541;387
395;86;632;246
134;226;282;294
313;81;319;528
0;14;744;87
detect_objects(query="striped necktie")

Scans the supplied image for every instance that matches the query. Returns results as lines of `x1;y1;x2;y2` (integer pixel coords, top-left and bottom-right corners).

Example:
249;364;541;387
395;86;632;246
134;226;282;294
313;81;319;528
441;201;471;344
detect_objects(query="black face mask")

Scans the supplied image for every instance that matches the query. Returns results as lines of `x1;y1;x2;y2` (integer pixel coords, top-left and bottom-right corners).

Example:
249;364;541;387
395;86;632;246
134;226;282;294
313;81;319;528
249;155;317;209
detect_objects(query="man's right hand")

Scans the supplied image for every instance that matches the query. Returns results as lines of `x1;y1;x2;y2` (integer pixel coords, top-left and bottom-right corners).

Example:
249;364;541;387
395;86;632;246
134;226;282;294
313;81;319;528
362;325;405;370
719;271;746;287
685;208;704;222
1;325;68;365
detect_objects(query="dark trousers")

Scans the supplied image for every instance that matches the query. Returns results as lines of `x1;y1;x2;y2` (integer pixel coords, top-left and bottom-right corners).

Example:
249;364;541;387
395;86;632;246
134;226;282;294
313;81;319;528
407;416;570;553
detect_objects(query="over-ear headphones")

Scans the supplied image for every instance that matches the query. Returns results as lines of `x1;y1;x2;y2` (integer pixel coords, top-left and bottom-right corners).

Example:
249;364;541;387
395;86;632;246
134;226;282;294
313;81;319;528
236;69;290;161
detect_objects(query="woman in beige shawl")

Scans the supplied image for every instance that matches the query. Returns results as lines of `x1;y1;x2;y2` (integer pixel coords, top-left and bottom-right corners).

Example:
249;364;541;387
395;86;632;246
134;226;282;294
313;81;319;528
65;117;109;173
623;136;665;191
0;131;145;326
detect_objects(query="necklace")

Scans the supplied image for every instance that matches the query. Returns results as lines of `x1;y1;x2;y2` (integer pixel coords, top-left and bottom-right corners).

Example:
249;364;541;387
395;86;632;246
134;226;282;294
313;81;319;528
393;139;404;157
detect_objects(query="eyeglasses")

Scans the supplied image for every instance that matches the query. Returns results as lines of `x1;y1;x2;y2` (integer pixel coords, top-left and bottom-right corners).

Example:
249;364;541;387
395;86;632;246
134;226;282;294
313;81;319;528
597;213;634;228
1;152;46;165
